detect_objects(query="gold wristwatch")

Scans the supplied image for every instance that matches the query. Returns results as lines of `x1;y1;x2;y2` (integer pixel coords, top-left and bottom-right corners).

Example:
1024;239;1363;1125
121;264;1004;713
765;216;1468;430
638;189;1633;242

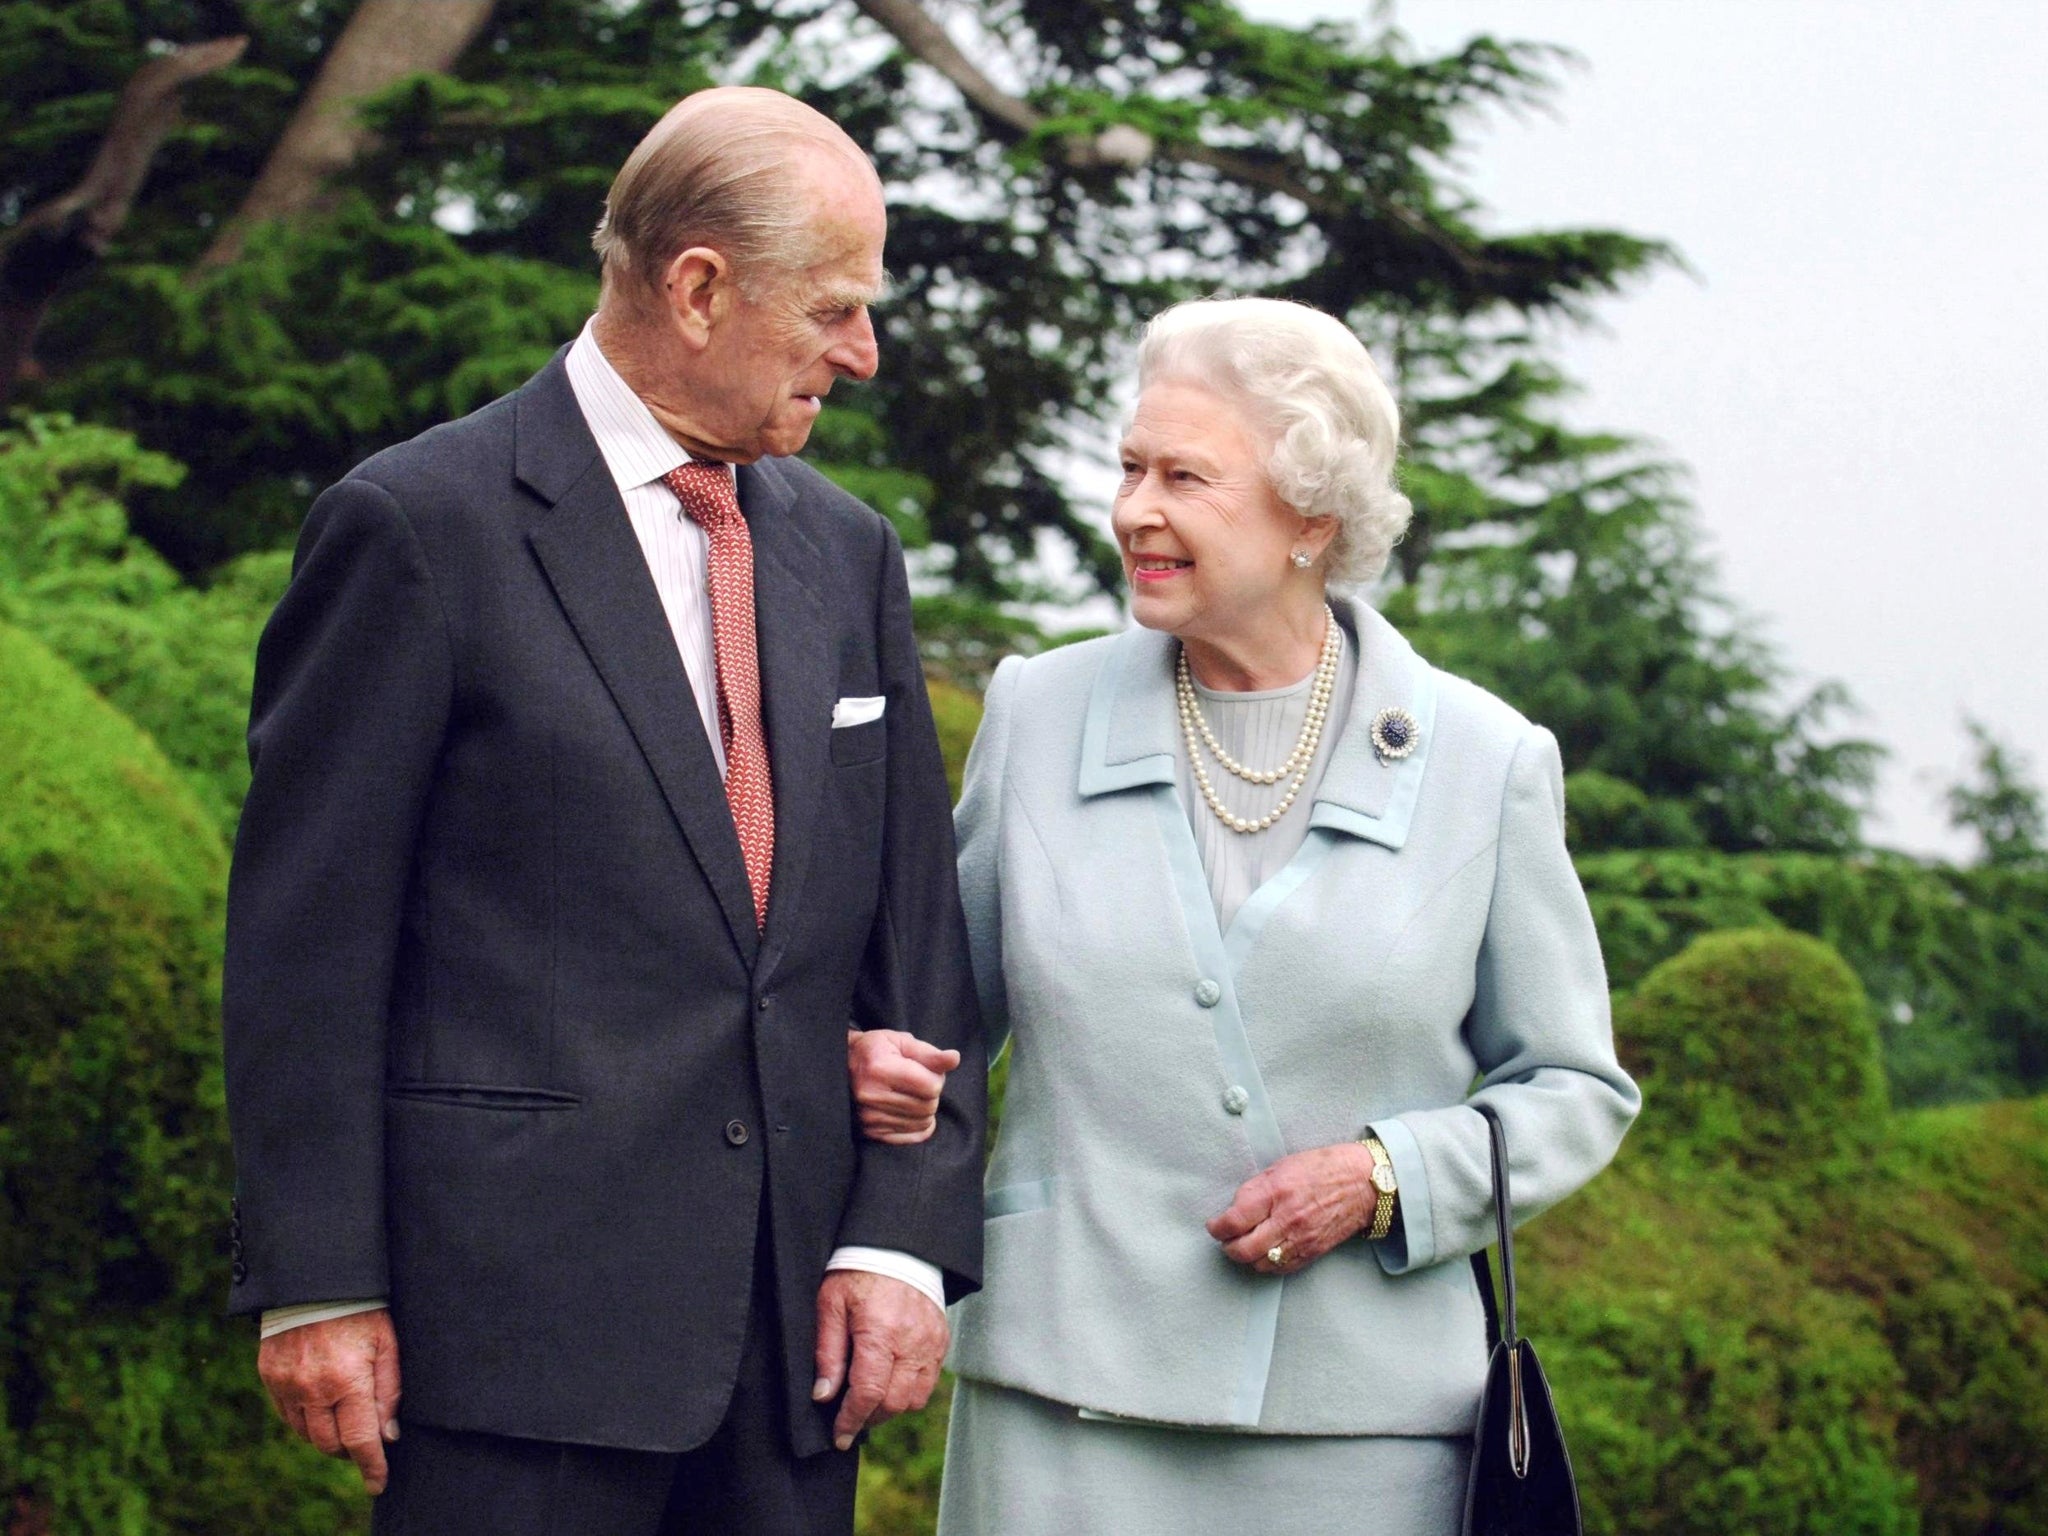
1361;1133;1399;1242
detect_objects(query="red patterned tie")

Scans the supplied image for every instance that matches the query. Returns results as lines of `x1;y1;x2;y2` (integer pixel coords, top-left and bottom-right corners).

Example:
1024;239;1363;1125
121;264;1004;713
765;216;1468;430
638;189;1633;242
663;463;775;930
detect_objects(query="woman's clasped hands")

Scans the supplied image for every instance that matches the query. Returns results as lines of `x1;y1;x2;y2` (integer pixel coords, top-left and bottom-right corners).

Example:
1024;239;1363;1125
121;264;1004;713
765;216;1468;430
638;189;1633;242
1206;1143;1382;1275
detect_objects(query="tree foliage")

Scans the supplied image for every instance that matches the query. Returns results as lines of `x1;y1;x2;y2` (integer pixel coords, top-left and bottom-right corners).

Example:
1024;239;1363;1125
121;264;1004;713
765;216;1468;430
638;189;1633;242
0;0;1882;849
1580;848;2048;1107
0;414;285;834
1947;717;2046;870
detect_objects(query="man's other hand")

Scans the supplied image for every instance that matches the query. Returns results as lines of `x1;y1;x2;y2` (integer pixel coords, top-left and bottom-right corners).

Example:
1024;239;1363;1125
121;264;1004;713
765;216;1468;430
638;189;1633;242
847;1028;958;1144
258;1308;403;1494
810;1270;948;1451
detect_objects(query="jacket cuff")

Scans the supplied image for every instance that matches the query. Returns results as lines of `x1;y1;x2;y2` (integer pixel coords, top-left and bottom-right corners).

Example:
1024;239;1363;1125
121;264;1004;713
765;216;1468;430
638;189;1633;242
1367;1117;1436;1275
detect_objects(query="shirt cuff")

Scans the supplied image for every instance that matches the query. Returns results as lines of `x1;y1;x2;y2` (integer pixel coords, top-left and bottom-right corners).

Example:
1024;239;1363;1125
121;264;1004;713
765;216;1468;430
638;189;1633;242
260;1298;388;1339
825;1247;947;1313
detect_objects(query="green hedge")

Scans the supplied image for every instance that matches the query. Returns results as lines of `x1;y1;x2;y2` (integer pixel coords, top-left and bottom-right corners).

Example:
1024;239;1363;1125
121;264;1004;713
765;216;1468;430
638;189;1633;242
1516;929;2048;1536
0;623;358;1533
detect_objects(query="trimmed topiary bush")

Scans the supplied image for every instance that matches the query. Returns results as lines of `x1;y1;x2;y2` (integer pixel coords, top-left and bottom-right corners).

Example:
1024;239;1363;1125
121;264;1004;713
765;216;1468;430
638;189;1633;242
1580;849;2048;1106
0;623;361;1533
1619;927;1887;1170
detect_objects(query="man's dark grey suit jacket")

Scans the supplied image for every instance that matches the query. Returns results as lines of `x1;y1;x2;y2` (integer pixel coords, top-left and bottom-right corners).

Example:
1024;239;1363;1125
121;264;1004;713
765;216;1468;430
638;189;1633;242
221;352;986;1457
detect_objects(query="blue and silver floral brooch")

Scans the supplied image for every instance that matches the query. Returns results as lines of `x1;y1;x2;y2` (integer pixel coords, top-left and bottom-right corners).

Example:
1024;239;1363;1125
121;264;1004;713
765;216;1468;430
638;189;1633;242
1370;706;1420;763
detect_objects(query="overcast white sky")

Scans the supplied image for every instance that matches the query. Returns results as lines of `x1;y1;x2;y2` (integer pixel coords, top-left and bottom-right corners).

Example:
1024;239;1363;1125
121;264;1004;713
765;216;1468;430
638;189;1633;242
1226;0;2048;857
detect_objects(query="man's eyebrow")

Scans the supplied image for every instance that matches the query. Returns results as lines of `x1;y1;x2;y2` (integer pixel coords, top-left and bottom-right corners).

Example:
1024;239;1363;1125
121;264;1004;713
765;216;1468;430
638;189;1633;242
824;270;895;310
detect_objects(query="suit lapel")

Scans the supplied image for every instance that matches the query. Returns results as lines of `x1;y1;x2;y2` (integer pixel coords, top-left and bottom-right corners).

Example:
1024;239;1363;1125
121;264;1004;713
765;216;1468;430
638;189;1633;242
516;358;761;966
740;458;831;973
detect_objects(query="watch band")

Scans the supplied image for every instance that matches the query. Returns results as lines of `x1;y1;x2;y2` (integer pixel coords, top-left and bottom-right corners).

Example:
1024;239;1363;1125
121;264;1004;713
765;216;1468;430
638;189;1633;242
1361;1133;1399;1242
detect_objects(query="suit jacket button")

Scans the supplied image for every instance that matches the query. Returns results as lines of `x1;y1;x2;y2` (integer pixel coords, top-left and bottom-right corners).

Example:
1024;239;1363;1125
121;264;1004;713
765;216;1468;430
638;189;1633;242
724;1119;751;1147
1222;1085;1250;1116
1194;979;1222;1008
231;1261;249;1285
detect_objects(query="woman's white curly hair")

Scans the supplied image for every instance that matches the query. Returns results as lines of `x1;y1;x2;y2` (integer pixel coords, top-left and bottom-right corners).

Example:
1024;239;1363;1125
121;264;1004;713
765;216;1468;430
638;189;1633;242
1135;297;1412;587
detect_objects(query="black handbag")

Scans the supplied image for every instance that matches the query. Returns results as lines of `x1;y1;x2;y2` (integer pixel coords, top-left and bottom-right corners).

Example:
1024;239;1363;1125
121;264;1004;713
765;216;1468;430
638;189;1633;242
1462;1104;1584;1536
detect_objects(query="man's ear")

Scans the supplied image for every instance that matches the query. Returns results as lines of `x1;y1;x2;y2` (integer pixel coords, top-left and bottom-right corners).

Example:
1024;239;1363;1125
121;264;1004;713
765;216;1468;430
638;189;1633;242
662;246;732;351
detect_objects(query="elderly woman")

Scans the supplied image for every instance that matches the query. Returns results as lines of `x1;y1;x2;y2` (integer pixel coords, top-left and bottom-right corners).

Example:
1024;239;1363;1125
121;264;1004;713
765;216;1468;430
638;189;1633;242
853;297;1639;1535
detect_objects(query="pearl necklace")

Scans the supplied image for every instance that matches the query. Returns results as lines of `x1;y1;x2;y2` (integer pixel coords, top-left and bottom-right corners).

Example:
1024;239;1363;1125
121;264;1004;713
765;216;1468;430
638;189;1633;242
1176;606;1340;835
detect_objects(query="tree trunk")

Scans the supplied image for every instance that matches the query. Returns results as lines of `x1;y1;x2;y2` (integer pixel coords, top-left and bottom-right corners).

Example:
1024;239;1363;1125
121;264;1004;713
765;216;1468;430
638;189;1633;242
194;0;498;272
0;36;246;406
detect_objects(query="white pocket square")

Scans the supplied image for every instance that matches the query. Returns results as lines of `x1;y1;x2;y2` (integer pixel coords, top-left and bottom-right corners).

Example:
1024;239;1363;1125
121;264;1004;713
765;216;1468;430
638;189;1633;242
832;695;886;728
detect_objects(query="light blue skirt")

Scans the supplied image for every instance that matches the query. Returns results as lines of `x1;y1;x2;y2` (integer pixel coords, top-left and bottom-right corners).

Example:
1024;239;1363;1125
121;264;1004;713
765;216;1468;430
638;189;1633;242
936;1378;1471;1536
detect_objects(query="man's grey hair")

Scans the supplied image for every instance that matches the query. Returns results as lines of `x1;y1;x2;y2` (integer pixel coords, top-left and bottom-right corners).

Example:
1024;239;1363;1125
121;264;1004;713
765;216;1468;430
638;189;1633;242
1136;298;1413;587
593;87;870;300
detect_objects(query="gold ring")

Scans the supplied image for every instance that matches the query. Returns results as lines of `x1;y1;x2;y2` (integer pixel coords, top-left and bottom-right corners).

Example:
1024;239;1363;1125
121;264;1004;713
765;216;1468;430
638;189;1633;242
1266;1244;1287;1267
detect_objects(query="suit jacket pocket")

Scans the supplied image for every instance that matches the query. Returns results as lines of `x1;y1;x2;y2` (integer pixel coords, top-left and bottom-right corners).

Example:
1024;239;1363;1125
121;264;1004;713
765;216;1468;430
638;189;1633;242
386;1081;583;1111
829;717;886;766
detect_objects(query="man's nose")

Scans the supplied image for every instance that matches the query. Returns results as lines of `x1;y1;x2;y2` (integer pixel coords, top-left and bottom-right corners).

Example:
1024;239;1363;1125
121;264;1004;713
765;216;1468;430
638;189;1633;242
830;310;880;382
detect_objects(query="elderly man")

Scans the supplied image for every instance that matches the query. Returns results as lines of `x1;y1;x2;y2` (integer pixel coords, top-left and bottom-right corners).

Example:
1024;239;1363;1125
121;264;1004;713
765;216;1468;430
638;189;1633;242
222;87;984;1534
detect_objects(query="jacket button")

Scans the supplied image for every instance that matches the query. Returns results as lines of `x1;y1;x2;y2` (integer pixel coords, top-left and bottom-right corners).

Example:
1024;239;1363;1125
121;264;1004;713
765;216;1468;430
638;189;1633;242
1194;979;1222;1008
1222;1085;1249;1116
231;1260;249;1285
758;996;772;1012
724;1119;751;1146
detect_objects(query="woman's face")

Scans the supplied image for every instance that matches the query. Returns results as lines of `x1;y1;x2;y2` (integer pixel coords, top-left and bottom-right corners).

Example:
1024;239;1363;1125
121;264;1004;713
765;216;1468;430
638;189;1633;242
1112;379;1325;645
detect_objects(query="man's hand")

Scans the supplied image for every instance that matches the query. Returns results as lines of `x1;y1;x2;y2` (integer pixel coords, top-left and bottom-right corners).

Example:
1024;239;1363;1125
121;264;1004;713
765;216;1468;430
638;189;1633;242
1206;1142;1379;1276
811;1270;948;1451
257;1308;403;1494
847;1028;959;1144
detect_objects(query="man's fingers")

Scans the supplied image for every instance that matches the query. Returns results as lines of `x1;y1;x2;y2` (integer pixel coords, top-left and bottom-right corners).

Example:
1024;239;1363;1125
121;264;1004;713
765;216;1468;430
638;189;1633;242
860;1080;944;1117
898;1037;962;1073
813;1284;851;1401
833;1333;896;1450
303;1404;346;1457
371;1327;403;1441
881;1354;941;1418
335;1393;391;1493
868;1060;948;1102
866;1124;937;1146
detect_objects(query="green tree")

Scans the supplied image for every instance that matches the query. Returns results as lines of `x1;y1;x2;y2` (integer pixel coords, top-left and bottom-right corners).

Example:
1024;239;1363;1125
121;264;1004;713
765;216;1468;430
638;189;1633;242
1947;716;2045;868
2;0;1876;848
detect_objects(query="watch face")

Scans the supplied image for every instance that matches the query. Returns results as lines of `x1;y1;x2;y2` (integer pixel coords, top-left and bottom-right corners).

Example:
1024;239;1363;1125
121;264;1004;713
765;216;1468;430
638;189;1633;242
1372;1165;1398;1193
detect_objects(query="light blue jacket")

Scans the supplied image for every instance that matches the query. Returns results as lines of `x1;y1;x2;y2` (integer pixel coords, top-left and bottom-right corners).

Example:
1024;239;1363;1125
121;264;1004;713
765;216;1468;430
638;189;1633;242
945;594;1640;1436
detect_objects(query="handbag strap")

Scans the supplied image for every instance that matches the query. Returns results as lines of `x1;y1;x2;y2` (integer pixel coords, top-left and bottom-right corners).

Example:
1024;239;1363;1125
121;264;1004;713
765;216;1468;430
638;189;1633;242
1465;1102;1517;1348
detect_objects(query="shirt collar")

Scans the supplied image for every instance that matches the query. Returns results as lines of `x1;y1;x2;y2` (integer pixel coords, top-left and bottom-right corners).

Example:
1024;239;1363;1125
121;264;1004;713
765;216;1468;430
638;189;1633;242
563;318;727;495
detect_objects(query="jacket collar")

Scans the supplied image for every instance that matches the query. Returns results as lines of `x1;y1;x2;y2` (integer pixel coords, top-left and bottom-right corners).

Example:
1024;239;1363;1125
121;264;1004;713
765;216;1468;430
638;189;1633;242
1076;591;1439;851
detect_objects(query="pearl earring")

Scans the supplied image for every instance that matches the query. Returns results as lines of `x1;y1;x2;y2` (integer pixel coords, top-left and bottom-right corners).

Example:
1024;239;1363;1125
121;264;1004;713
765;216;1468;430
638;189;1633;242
1291;549;1313;569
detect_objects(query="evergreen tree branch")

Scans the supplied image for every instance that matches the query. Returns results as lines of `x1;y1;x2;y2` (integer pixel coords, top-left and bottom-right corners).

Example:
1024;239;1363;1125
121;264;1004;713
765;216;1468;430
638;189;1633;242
194;0;498;272
843;0;1492;268
0;35;245;405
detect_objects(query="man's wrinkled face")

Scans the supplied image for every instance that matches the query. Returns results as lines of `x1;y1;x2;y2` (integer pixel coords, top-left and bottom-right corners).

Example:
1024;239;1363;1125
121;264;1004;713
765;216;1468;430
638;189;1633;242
700;160;887;461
